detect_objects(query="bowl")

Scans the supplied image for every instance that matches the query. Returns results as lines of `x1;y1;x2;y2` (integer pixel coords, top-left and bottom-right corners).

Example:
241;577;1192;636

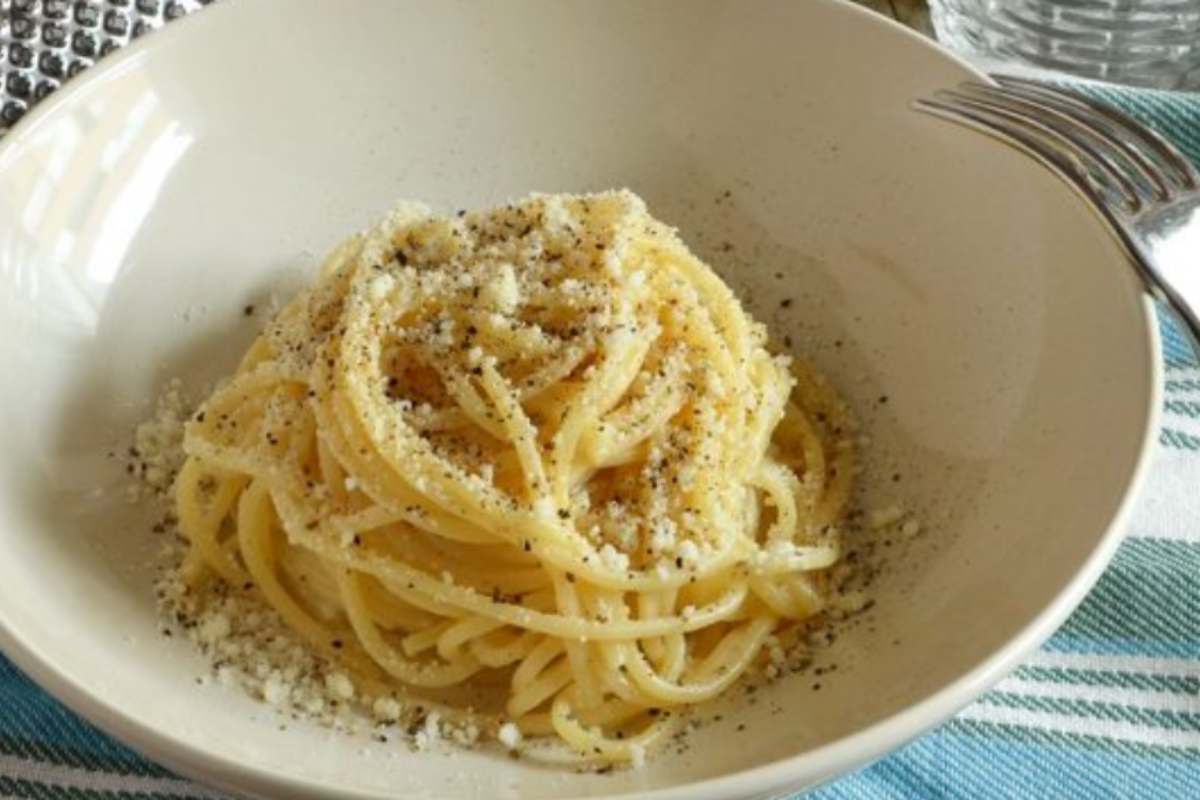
0;0;1159;797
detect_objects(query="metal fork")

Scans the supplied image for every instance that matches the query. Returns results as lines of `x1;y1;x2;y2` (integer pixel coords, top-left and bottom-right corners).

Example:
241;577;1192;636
915;76;1200;347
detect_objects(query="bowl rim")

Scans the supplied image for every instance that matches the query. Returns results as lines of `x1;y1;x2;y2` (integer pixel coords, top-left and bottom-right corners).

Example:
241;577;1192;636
0;0;1165;798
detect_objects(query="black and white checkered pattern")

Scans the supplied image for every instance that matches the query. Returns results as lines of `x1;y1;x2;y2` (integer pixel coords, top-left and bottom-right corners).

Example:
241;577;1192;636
0;0;211;135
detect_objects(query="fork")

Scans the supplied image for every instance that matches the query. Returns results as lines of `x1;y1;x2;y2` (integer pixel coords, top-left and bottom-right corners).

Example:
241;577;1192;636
914;76;1200;347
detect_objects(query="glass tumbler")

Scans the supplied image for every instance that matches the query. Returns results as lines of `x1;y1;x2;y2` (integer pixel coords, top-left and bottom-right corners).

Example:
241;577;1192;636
929;0;1200;90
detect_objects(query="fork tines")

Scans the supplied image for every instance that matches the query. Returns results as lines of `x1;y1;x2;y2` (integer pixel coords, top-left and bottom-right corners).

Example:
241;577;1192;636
915;75;1200;216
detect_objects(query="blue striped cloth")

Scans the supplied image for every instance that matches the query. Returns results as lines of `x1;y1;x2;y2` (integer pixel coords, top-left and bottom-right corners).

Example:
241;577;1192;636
3;28;1200;800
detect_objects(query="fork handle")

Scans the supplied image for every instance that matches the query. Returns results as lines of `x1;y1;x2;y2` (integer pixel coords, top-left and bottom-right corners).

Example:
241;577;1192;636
1084;193;1200;354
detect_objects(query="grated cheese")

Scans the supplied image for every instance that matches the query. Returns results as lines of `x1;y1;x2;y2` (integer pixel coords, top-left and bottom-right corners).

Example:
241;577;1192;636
497;722;522;750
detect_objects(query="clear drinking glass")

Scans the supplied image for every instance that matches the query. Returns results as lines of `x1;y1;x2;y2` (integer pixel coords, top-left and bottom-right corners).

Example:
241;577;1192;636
929;0;1200;90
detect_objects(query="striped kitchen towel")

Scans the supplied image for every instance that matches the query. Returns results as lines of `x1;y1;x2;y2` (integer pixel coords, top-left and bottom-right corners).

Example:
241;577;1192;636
1;8;1199;800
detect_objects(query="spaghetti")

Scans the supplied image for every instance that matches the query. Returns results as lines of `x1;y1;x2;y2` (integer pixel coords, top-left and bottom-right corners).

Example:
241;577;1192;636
175;191;855;765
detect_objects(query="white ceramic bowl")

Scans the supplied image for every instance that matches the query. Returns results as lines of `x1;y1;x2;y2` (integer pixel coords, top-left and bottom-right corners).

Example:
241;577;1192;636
0;1;1159;798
